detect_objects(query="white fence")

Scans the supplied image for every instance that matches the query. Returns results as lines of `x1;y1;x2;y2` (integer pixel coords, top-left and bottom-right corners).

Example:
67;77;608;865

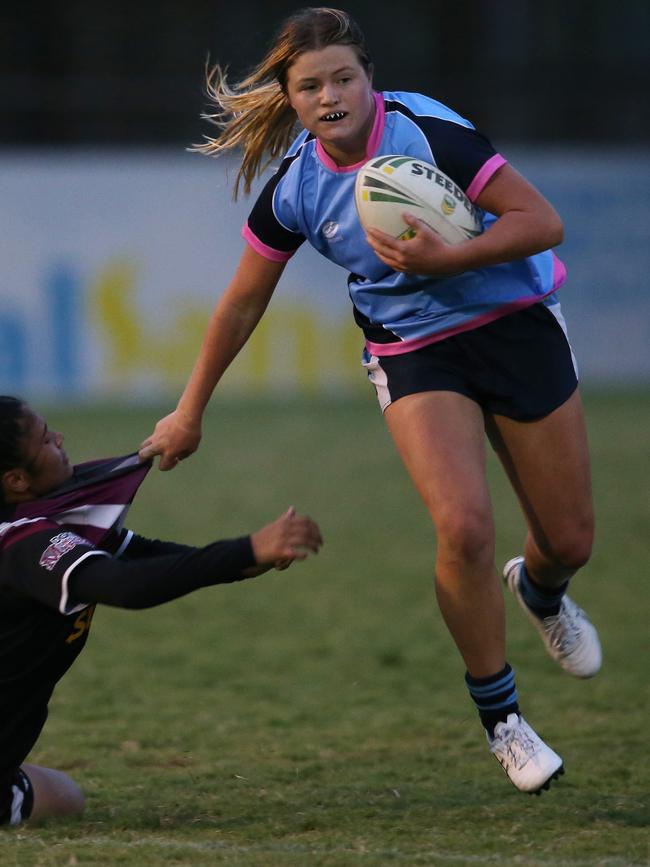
1;148;648;401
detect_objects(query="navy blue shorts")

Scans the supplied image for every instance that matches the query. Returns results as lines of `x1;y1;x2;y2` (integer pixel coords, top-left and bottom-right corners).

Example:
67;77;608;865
0;768;34;826
363;303;578;420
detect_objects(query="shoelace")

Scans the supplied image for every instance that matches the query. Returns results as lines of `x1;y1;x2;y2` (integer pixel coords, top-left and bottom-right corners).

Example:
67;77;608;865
543;600;583;654
494;724;539;769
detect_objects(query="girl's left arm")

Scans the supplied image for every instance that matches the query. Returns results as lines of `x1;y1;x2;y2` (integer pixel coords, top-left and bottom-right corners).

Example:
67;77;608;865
365;164;563;276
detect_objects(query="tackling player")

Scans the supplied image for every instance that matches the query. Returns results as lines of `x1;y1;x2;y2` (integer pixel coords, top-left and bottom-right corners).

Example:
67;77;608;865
0;395;322;825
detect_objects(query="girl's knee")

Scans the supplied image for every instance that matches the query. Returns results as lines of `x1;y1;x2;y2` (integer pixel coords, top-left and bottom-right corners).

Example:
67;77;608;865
540;527;594;573
434;507;494;564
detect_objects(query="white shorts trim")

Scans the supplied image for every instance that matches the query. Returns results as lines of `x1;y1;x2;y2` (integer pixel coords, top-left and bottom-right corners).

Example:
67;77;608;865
546;301;579;378
9;782;25;825
362;353;391;412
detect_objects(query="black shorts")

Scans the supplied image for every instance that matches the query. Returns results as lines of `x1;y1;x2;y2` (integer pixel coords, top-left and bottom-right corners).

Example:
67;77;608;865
363;303;578;420
0;768;34;826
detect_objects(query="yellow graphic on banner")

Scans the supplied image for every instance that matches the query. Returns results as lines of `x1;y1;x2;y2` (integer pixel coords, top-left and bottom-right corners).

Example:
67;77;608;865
90;259;363;395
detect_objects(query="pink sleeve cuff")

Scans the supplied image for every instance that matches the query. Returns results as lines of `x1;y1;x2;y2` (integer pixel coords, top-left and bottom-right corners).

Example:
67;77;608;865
241;223;295;263
552;252;567;290
466;154;508;201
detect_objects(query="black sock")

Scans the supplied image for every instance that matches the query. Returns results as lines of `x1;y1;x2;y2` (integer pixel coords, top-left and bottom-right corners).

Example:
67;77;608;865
465;663;519;737
518;563;569;618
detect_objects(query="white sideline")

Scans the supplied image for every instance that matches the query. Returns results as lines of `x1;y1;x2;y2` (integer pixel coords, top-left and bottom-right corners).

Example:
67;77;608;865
12;835;643;867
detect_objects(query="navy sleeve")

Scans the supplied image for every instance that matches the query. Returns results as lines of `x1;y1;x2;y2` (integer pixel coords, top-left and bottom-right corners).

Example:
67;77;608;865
420;119;500;193
386;98;501;194
245;152;306;257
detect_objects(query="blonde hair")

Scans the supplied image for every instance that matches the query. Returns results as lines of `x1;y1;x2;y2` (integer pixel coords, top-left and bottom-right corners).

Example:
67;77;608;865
194;7;371;197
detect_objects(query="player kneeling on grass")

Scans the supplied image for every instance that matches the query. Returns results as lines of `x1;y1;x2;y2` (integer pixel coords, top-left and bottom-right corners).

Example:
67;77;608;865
0;396;323;826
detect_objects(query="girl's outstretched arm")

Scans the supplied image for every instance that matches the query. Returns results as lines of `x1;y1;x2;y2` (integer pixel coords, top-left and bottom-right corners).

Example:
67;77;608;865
139;246;286;469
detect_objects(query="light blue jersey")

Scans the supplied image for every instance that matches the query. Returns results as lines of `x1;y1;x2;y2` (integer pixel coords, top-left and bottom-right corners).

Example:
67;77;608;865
244;91;566;355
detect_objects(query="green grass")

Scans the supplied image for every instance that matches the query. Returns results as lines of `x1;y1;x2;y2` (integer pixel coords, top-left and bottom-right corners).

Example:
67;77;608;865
2;389;649;865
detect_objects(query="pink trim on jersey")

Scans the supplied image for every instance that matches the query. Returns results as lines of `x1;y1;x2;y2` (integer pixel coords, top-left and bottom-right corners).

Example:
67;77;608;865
466;154;507;201
315;91;386;173
552;252;567;290
242;223;295;263
365;287;559;358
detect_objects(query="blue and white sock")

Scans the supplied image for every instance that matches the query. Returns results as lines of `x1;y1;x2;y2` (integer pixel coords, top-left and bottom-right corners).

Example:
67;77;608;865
465;663;519;737
518;563;569;618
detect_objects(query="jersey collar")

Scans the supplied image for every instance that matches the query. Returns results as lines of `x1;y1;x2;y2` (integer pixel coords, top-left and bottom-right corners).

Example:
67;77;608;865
315;91;385;173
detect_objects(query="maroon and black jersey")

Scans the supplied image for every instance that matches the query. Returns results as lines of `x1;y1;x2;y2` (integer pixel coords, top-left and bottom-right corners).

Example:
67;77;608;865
0;454;255;774
0;525;100;773
0;454;151;773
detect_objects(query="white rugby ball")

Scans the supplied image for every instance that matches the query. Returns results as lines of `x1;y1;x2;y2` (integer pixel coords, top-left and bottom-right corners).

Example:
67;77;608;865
354;154;483;244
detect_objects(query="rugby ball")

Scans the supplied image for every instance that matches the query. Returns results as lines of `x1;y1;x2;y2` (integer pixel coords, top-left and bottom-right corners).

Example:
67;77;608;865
354;155;483;244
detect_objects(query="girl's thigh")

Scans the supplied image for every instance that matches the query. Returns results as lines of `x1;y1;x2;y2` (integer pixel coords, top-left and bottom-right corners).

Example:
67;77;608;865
487;389;594;552
384;390;493;529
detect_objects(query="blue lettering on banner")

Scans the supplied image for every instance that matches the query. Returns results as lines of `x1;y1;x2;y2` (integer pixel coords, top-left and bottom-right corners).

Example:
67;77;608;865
47;263;79;389
0;263;80;393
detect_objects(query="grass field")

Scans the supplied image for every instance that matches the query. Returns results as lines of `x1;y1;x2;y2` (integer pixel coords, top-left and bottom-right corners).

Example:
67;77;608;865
2;389;648;866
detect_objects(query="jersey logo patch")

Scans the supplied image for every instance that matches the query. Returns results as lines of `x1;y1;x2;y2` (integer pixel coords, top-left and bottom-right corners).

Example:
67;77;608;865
39;531;88;571
322;220;339;240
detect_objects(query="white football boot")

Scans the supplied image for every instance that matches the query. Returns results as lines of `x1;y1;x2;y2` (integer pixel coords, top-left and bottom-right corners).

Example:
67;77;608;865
503;556;602;678
488;713;564;794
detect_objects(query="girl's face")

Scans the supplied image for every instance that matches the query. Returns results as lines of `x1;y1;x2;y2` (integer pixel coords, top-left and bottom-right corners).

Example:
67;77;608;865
2;408;73;502
285;44;375;166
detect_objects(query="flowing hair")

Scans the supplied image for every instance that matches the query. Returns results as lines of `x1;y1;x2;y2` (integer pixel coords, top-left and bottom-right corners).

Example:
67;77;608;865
194;7;372;197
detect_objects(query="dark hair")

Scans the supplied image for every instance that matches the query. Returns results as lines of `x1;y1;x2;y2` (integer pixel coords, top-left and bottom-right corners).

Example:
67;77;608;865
0;396;29;505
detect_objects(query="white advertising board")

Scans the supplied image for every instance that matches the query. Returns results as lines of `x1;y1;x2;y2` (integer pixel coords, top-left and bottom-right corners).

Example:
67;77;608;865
1;148;648;401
